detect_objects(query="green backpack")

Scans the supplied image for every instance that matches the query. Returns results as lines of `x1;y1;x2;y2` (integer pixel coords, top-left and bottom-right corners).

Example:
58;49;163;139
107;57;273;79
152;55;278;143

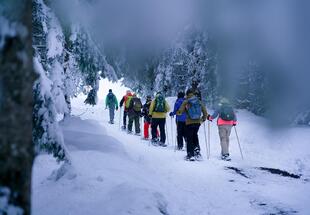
125;96;132;109
132;98;142;112
154;94;165;112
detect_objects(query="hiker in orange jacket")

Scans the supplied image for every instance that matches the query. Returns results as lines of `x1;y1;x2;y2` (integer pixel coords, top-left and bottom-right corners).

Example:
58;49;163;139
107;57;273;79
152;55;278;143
119;90;132;130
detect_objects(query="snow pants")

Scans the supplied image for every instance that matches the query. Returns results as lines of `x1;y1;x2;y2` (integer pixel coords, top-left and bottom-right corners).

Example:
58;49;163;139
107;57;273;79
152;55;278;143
109;107;115;123
128;115;140;133
176;121;186;149
186;124;200;157
151;118;166;143
123;110;128;128
218;125;232;155
144;121;159;139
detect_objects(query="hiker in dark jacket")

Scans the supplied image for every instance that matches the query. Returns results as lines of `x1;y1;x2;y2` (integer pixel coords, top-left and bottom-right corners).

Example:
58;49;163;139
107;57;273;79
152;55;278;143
208;97;237;161
127;93;142;135
188;79;202;101
169;91;187;150
105;89;118;124
177;89;208;161
141;95;158;139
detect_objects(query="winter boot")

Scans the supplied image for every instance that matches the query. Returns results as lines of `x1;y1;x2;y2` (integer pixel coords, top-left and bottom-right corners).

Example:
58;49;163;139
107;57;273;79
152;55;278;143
151;138;158;146
195;152;203;161
184;155;195;161
221;154;231;161
159;142;167;147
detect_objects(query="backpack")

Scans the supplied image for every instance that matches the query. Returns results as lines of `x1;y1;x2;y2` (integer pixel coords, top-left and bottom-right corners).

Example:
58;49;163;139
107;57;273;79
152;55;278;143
187;96;202;120
125;96;132;109
132;98;142;112
219;105;235;121
154;94;165;112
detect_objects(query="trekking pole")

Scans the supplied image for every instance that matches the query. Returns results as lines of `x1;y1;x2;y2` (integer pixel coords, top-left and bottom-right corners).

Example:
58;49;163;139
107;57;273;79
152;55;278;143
234;126;244;160
140;116;143;144
203;122;210;159
118;107;122;130
174;121;178;152
170;117;174;148
165;120;169;146
208;120;211;159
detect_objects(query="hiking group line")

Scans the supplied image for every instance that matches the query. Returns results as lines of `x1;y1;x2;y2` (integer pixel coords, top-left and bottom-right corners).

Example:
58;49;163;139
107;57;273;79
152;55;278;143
105;82;243;162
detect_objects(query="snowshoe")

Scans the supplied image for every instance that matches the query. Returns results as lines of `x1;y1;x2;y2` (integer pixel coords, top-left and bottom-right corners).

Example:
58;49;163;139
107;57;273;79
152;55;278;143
195;153;203;161
221;154;231;161
127;130;133;134
151;139;158;146
135;132;141;136
159;142;167;147
121;126;126;131
194;148;202;161
184;155;195;161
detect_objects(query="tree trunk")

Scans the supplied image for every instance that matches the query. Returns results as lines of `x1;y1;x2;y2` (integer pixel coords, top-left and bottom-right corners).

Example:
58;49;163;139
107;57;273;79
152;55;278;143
0;1;35;214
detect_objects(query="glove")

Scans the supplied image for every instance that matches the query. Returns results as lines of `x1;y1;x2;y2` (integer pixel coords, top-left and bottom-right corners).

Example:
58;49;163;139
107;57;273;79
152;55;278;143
116;107;118;111
233;122;237;126
169;112;174;117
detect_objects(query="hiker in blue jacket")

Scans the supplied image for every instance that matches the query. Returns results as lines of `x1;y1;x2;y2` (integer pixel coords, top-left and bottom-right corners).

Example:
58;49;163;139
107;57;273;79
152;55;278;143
169;91;187;150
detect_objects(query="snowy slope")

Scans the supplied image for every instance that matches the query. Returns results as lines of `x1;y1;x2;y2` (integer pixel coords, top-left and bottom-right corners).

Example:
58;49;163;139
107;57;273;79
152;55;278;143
32;92;310;215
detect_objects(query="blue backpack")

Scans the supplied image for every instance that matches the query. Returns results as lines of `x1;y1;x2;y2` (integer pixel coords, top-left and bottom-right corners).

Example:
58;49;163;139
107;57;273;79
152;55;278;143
187;96;202;120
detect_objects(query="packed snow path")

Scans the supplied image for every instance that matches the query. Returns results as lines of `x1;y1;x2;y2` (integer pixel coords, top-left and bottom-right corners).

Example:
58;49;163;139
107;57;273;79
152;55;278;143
32;96;310;215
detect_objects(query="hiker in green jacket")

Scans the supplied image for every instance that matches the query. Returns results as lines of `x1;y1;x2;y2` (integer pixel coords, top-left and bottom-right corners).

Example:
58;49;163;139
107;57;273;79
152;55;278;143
105;89;118;124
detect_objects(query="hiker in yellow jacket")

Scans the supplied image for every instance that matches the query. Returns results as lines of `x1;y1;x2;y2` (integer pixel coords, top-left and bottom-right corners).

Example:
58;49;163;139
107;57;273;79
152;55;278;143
177;89;208;161
149;92;170;147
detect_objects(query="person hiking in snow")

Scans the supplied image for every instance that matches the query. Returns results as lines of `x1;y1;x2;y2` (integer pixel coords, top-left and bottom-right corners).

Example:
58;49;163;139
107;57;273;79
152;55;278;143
119;90;132;130
207;97;237;161
169;91;187;150
188;78;202;101
149;92;170;147
105;89;118;124
141;95;158;139
177;89;208;161
127;93;143;135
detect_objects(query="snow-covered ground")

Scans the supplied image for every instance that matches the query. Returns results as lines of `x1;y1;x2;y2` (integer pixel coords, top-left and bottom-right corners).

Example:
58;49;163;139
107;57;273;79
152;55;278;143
32;80;310;215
